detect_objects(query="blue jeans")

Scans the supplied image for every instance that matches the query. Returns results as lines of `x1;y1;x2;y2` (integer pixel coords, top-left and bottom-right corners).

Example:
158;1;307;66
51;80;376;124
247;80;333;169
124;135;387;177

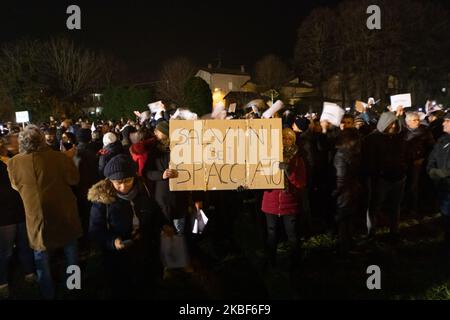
33;241;79;299
0;223;34;285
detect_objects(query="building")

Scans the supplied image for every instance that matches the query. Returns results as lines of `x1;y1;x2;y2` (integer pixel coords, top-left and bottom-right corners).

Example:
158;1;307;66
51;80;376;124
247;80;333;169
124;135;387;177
196;65;251;97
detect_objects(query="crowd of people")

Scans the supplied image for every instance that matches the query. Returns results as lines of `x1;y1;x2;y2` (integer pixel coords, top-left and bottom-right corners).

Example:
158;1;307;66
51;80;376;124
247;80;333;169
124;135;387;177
0;98;449;299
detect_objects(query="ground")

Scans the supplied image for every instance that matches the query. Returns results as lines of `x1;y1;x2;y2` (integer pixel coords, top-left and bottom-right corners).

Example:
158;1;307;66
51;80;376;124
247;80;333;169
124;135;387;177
6;209;450;300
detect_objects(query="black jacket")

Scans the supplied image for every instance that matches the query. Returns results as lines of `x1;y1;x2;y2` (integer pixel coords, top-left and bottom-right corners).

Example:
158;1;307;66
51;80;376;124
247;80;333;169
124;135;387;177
74;142;100;198
427;134;450;192
333;146;362;215
144;146;189;221
429;118;445;141
362;130;408;181
88;179;156;251
0;161;25;226
298;129;334;186
404;125;435;162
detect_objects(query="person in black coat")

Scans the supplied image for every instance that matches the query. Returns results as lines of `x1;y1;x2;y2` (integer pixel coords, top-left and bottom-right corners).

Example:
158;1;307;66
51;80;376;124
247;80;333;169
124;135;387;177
74;128;101;248
144;121;190;234
362;112;408;239
333;128;362;255
427;112;450;247
401;112;435;216
0;161;35;298
88;154;161;298
427;110;446;141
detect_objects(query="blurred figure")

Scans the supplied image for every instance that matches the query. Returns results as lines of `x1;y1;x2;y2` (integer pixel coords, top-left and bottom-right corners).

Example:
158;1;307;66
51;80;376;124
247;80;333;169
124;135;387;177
44;128;59;151
333;129;362;255
261;128;306;268
7;125;82;299
0;156;35;300
362;112;408;240
340;114;355;130
98;132;124;178
427;112;450;249
402;112;435;217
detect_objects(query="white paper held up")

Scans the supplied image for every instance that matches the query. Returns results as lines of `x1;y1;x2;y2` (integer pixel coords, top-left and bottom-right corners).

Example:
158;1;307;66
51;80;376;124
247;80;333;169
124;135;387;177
262;100;284;119
320;102;345;127
192;209;209;234
390;93;412;112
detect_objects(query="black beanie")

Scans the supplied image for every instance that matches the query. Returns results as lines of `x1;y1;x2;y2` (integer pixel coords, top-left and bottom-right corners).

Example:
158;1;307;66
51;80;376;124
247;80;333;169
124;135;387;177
76;128;92;143
103;154;137;180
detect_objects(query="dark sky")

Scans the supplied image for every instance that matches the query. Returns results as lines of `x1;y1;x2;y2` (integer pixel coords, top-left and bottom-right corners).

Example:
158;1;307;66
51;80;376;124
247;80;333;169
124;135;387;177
1;0;447;82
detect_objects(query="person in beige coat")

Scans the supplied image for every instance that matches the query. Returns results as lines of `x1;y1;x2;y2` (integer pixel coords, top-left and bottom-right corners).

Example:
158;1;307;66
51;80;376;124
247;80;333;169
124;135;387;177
7;125;82;299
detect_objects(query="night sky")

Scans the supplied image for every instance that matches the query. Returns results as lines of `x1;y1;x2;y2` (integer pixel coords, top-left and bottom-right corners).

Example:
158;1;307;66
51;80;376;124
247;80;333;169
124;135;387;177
1;0;448;81
0;0;343;80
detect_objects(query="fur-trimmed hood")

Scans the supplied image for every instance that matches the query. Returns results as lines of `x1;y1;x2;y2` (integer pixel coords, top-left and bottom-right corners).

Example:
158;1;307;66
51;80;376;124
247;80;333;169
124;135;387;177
87;179;117;205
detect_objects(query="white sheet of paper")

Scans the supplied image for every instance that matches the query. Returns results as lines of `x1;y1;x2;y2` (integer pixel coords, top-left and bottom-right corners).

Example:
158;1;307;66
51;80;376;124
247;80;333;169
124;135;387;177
192;209;208;234
390;93;412;111
15;111;29;123
91;122;96;132
320;102;344;127
262;100;284;119
148;100;165;113
228;103;237;113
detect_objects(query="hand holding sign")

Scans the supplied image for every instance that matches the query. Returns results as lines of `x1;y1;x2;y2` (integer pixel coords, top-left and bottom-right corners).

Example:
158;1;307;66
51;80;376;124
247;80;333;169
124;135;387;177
163;169;178;179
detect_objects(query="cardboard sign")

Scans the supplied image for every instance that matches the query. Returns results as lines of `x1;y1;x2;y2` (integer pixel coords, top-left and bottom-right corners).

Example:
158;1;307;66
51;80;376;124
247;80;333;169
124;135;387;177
320;102;345;127
169;119;284;191
15;111;29;123
390;93;412;111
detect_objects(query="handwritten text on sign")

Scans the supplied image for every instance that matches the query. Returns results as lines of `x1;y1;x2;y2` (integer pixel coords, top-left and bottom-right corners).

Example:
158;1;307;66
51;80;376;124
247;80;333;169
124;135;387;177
169;119;284;191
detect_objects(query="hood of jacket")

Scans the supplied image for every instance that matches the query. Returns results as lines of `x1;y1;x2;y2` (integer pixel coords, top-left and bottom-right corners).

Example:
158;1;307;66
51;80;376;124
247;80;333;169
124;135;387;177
87;179;117;205
377;112;397;133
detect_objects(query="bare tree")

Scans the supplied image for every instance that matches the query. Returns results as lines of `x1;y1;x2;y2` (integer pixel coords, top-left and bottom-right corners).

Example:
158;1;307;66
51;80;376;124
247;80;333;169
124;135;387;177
156;57;196;106
254;54;290;91
40;37;108;100
294;7;337;100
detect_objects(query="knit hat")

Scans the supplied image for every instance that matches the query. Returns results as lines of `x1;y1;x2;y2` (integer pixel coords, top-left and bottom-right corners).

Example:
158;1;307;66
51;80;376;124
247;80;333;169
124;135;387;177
76;128;92;143
155;121;169;137
103;132;117;147
377;112;397;133
103;154;137;180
